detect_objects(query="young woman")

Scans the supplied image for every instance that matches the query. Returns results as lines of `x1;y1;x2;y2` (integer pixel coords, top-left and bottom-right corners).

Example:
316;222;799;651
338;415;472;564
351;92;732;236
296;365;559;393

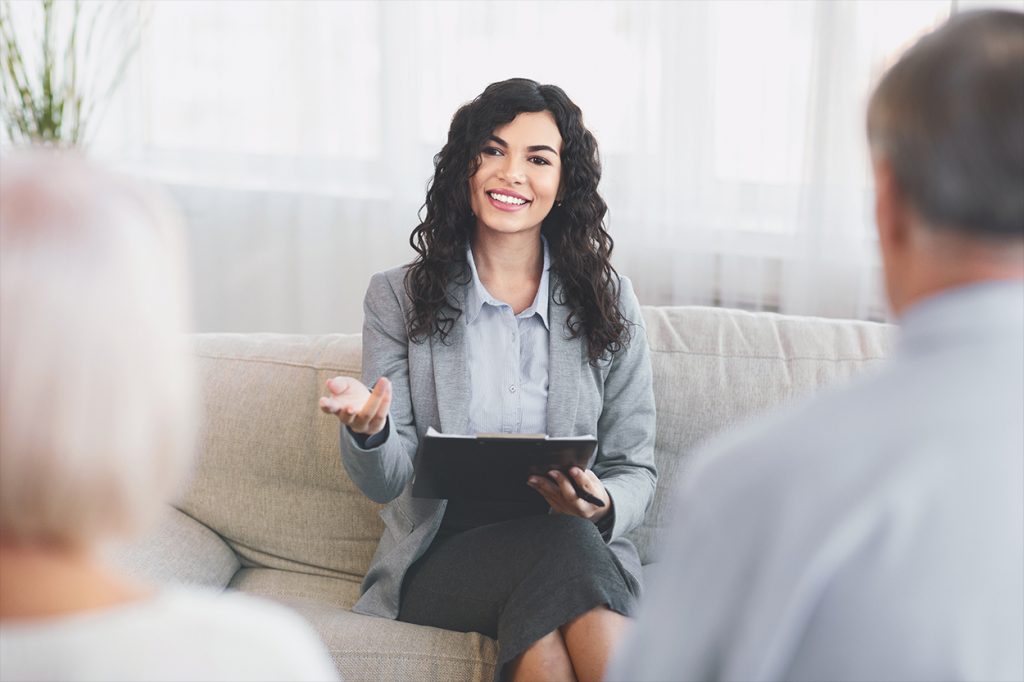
320;78;656;682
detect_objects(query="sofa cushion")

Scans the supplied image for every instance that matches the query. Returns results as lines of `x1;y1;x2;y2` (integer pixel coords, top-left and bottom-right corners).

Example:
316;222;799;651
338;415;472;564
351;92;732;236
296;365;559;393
181;333;383;587
107;506;240;589
630;306;894;564
278;597;498;682
229;567;363;610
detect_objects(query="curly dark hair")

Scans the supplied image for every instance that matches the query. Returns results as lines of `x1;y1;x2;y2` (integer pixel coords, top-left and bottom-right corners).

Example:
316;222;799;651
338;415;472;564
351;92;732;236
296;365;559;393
405;78;629;363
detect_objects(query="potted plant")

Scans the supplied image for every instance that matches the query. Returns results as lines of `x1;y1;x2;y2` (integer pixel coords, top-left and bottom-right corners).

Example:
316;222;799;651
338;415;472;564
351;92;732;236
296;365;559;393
0;0;142;148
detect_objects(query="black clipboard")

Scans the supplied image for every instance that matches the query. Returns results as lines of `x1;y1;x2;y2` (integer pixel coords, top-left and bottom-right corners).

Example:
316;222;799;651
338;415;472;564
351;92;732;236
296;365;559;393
411;428;598;507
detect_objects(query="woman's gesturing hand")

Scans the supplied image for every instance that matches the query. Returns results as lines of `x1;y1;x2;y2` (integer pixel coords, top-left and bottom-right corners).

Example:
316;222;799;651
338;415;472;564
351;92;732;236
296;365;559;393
527;467;611;522
319;376;392;436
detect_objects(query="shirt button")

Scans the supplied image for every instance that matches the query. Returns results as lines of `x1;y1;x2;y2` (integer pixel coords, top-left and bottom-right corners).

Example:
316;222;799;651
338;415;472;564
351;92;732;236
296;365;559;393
509;385;517;393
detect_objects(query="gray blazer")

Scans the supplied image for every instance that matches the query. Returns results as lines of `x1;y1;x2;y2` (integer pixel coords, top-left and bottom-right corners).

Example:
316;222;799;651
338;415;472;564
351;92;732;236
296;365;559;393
340;265;657;619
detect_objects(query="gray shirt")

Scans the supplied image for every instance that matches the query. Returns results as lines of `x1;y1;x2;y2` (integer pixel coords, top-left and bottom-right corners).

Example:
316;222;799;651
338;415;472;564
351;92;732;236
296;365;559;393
608;281;1024;682
464;239;550;435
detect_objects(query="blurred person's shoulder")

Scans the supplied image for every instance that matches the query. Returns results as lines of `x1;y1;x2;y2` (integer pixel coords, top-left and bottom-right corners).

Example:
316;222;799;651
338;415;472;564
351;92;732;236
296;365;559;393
0;586;339;682
176;589;335;656
669;287;1024;682
688;287;1023;518
681;339;1020;563
147;587;339;681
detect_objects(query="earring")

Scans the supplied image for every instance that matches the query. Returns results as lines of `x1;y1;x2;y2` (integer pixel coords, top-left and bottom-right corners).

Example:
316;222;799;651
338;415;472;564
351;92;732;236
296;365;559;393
555;201;562;207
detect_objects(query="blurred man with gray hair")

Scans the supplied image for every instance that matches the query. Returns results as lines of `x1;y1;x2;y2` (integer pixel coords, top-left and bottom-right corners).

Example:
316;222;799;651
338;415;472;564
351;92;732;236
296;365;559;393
609;10;1023;682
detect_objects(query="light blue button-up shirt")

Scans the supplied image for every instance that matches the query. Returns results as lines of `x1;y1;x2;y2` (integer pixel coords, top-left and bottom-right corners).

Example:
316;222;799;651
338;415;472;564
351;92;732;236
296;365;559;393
464;239;550;435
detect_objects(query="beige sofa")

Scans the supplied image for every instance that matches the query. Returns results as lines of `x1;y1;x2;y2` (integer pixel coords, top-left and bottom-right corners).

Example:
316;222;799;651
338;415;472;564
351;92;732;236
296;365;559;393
114;305;893;681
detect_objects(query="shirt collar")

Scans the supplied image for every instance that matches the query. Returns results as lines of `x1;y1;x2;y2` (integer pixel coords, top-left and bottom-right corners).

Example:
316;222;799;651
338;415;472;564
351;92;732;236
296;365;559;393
465;236;551;329
897;280;1024;356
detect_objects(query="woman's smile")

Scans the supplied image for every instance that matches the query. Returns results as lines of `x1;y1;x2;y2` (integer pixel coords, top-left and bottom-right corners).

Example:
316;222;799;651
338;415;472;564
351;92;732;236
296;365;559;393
485;188;532;211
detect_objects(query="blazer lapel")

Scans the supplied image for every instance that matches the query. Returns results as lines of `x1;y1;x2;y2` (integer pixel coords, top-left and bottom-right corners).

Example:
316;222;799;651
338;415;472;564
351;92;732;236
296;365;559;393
546;276;583;436
431;276;471;434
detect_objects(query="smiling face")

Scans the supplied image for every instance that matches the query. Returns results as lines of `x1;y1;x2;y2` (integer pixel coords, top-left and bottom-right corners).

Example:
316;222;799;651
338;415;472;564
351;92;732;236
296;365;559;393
468;110;563;240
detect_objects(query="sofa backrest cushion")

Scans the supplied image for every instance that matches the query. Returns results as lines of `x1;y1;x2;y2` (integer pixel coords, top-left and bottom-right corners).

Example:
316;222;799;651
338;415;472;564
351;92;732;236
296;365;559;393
182;333;380;588
630;306;894;562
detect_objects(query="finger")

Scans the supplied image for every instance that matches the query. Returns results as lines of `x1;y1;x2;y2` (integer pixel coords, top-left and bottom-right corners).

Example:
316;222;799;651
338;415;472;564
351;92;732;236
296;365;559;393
359;379;390;419
320;398;360;430
368;380;392;430
581;468;605;493
352;379;391;434
573;468;609;508
326;376;356;397
319;394;351;417
570;467;599;495
348;396;379;432
319;395;344;415
373;378;392;418
528;475;560;497
548;470;583;505
527;476;568;511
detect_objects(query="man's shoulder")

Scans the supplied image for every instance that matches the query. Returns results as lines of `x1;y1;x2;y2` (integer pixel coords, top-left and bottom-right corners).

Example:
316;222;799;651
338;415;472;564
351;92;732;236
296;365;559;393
689;332;1020;519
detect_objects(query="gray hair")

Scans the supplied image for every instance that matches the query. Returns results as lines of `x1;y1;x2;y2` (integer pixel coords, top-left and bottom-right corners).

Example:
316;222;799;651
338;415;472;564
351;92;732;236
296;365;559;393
867;9;1024;240
0;152;196;546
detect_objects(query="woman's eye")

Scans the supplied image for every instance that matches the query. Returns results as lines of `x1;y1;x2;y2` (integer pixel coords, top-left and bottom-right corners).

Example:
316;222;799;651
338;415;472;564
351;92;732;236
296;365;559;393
482;146;503;157
529;156;551;166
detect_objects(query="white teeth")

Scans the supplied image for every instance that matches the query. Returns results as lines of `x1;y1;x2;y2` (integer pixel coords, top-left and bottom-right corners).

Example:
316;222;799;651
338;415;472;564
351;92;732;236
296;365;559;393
488;192;527;205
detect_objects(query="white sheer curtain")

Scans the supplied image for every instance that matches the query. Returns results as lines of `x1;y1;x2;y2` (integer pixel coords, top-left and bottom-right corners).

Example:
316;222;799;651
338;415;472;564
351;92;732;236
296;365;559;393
81;0;1013;333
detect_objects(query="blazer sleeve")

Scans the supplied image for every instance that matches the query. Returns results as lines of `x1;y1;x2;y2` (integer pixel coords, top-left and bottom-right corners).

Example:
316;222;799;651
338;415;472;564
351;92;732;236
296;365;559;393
592;276;658;542
338;271;419;504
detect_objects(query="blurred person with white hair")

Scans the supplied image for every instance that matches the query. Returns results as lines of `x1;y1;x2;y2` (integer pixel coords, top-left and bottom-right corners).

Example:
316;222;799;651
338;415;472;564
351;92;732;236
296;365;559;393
0;153;338;682
608;9;1024;682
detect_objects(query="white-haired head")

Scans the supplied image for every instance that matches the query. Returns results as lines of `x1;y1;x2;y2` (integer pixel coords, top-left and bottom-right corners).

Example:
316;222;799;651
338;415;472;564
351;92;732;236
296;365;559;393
0;151;196;548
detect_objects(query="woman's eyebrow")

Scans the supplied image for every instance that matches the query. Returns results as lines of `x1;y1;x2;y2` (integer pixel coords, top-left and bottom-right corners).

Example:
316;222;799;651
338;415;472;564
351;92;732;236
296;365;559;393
488;135;560;156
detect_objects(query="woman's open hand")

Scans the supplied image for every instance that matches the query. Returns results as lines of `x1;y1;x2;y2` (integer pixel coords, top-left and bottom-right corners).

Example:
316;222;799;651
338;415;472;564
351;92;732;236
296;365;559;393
527;467;611;522
319;376;392;436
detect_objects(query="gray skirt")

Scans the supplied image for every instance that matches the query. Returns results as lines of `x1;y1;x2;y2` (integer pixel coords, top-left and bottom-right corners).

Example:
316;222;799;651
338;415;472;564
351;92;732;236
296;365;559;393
396;513;641;681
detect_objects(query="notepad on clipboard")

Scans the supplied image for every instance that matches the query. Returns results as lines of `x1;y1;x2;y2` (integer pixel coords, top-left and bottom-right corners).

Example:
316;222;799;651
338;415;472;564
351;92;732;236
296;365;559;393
411;427;598;507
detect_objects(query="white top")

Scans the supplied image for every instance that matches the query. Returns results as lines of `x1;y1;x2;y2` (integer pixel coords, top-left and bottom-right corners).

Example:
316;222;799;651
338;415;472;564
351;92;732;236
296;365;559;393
0;587;339;682
609;281;1024;682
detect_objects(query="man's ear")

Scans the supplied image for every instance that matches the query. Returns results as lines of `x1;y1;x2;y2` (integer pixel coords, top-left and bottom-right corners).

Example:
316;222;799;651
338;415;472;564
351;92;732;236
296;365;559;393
873;155;919;316
873;157;911;254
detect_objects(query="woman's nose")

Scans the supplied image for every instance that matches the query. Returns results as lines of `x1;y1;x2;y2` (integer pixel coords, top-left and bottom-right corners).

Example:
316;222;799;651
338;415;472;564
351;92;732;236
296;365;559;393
498;157;526;184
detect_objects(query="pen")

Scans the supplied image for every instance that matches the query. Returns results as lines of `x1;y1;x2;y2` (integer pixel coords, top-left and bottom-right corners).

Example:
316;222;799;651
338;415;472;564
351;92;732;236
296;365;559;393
568;476;606;508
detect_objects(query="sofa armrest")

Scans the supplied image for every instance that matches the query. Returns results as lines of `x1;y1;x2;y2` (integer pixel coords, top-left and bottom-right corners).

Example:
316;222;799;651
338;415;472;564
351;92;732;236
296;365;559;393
107;505;240;590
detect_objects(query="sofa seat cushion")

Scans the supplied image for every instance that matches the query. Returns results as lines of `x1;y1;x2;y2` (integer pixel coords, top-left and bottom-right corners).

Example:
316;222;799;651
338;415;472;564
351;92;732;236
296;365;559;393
229;567;363;611
277;597;499;682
